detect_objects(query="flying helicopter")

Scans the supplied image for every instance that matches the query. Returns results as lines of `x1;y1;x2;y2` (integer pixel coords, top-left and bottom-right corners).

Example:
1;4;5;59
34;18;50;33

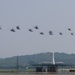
0;25;2;30
16;26;20;30
29;29;33;32
0;27;2;30
71;33;74;35
40;32;44;35
59;32;63;35
49;31;53;35
68;28;71;31
10;28;16;32
34;26;39;29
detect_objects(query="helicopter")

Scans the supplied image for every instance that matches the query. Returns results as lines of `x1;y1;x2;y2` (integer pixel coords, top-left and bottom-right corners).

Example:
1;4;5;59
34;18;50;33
0;25;2;30
40;32;44;35
49;31;53;35
29;29;33;32
71;33;74;35
10;28;16;32
16;26;20;30
34;26;39;29
0;27;2;30
59;32;63;35
68;28;71;31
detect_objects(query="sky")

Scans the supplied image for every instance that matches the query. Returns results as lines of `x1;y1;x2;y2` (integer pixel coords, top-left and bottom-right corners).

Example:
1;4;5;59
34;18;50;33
0;0;75;58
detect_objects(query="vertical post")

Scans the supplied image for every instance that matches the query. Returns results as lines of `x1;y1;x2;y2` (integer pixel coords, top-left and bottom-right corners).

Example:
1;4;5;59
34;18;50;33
17;55;19;73
52;52;55;65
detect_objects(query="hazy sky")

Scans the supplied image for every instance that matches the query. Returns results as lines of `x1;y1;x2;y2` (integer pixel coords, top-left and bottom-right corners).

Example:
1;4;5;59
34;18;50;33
0;0;75;58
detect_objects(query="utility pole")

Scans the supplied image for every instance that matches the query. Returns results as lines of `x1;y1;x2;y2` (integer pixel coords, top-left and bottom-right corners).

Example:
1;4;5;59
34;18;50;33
17;55;19;73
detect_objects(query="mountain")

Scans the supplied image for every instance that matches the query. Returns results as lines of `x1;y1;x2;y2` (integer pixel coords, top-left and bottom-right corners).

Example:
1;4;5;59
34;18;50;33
0;52;75;68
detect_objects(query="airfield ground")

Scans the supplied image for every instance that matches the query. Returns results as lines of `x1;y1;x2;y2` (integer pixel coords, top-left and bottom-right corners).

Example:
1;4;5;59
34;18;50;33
0;69;74;75
0;72;75;75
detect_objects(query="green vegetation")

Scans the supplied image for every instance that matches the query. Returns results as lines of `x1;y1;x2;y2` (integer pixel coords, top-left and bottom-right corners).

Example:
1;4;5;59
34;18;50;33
0;52;75;69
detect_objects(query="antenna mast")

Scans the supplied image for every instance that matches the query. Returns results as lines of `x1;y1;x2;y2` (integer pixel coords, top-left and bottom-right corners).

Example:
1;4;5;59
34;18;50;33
52;52;55;65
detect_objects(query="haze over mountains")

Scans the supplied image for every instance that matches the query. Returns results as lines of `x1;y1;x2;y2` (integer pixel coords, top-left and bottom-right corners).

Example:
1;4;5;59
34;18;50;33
0;52;75;68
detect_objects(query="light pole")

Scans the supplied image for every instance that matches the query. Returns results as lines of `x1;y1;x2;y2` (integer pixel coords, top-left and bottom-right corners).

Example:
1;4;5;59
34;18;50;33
16;55;19;73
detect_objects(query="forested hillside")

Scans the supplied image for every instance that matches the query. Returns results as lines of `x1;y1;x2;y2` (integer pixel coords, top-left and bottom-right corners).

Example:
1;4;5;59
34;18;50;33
0;52;75;68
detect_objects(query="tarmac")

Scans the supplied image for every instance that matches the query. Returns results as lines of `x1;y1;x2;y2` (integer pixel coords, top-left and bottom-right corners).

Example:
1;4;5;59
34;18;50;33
0;72;75;75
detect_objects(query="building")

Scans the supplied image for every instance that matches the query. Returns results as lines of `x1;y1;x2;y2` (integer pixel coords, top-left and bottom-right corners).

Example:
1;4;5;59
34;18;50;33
32;52;72;73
